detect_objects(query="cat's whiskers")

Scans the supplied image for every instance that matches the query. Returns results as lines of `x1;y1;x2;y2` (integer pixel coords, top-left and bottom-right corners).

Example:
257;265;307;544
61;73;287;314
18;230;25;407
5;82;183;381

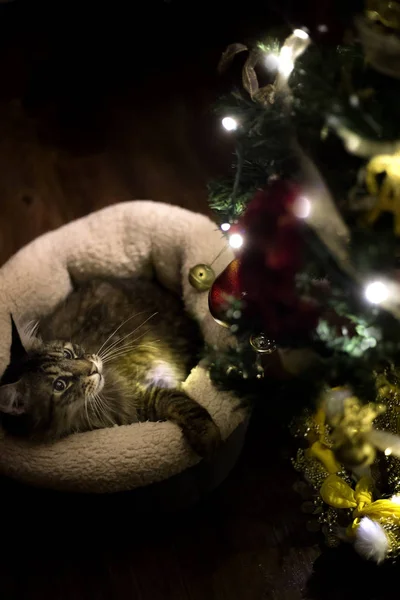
98;312;158;360
91;392;114;427
84;394;92;429
102;348;159;366
101;342;160;364
100;335;158;359
99;394;115;426
100;331;149;362
90;393;103;423
95;311;149;357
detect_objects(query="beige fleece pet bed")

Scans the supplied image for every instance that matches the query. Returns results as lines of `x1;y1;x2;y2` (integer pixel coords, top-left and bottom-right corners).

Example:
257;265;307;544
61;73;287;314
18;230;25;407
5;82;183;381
0;201;250;493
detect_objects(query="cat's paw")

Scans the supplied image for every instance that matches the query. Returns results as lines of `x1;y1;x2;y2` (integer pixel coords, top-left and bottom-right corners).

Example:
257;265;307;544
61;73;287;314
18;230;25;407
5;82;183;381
183;419;222;459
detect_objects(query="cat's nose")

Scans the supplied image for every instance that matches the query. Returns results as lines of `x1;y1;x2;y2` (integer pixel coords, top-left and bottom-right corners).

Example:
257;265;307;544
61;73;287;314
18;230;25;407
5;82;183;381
89;361;98;375
88;355;102;375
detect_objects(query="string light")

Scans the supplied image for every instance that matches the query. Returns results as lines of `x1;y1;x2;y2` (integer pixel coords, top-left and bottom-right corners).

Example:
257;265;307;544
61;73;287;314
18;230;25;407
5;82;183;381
221;117;238;131
292;195;311;219
221;223;231;232
276;28;310;81
364;281;389;304
229;233;244;249
264;53;280;72
278;46;295;78
293;28;309;40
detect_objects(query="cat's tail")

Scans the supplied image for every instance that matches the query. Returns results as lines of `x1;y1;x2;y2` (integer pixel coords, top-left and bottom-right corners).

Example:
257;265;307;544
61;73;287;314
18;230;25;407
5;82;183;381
140;387;221;458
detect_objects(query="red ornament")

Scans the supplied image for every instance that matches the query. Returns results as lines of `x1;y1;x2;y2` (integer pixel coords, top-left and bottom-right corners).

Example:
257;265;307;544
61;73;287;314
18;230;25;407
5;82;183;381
208;258;249;327
238;181;320;340
210;181;321;341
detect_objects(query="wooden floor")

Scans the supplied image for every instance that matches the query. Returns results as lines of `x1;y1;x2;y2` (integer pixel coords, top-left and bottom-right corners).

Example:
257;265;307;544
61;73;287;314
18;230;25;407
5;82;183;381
0;2;397;599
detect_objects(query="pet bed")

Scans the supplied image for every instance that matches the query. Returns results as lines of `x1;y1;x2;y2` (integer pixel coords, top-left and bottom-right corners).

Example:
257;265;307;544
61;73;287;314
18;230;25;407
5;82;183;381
0;201;249;493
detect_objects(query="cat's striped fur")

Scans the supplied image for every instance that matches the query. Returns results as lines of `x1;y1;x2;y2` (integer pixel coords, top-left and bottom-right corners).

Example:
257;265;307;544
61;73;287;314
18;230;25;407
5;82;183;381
0;278;221;457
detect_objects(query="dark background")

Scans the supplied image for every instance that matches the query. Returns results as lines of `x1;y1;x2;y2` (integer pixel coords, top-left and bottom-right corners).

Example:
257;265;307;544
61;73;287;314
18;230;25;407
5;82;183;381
0;1;396;599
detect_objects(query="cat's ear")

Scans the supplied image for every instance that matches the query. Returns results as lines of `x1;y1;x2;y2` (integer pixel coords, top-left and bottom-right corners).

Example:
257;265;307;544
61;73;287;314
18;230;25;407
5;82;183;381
0;382;26;415
0;315;29;386
9;314;28;364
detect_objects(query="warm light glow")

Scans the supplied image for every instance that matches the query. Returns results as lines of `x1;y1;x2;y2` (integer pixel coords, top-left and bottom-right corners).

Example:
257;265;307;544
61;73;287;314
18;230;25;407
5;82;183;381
293;196;311;219
346;134;362;153
277;28;311;83
349;94;359;108
278;46;294;78
293;28;309;40
222;117;238;131
221;222;231;232
229;233;244;249
391;494;400;503
264;53;280;72
385;448;393;456
364;281;389;305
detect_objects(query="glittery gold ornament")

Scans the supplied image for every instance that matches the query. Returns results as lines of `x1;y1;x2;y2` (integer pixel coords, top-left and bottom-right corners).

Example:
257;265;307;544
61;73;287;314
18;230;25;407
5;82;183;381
293;378;400;560
250;332;277;354
188;264;215;292
365;151;400;235
327;395;386;468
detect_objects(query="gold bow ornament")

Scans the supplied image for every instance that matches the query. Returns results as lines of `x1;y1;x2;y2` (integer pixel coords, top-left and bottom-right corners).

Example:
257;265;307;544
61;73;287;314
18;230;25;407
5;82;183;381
320;474;400;561
304;406;342;474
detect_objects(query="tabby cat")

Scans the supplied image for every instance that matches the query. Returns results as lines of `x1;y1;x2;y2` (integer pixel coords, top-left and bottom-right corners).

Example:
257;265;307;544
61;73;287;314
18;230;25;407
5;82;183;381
0;278;221;457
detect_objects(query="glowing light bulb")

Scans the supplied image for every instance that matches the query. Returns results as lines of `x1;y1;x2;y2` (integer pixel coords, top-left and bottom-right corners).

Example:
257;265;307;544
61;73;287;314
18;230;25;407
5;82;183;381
293;28;309;40
221;222;231;232
346;134;361;153
265;53;280;72
385;448;393;456
222;117;238;131
364;281;389;304
392;495;400;504
278;46;294;77
277;28;311;82
349;94;360;108
229;233;244;249
293;196;311;219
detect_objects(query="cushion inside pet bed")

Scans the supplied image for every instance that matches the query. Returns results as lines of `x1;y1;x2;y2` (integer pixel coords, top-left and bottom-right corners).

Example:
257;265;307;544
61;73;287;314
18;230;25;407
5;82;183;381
0;201;247;493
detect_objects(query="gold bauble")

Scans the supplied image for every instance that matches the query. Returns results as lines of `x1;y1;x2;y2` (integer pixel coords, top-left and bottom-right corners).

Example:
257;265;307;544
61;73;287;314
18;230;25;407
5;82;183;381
188;264;215;291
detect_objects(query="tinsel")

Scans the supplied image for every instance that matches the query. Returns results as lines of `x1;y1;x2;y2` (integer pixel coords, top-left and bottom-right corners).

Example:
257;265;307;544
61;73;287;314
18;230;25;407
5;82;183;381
292;376;400;562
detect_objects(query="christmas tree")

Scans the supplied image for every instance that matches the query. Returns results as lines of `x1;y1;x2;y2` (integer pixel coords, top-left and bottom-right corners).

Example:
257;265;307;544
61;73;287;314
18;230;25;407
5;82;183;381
205;1;400;562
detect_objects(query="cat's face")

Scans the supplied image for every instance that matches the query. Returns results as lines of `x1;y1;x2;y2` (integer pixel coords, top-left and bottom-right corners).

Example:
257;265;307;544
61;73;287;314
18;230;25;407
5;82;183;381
0;317;103;437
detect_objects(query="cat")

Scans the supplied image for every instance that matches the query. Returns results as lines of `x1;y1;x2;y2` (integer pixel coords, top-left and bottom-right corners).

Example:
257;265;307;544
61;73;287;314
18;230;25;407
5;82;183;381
0;277;221;457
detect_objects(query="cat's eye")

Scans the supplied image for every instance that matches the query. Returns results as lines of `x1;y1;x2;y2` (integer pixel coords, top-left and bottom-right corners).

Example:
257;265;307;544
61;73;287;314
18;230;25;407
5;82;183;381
53;378;68;392
63;348;74;359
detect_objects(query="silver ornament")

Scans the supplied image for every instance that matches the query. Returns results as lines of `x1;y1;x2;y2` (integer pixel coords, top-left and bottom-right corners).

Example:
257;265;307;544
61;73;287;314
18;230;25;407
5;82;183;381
250;333;277;354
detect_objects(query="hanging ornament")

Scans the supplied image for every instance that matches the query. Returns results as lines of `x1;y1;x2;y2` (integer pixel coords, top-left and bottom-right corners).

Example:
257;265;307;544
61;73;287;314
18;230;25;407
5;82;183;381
237;181;320;341
188;264;215;291
208;182;320;340
365;151;400;235
208;258;250;327
250;332;277;354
